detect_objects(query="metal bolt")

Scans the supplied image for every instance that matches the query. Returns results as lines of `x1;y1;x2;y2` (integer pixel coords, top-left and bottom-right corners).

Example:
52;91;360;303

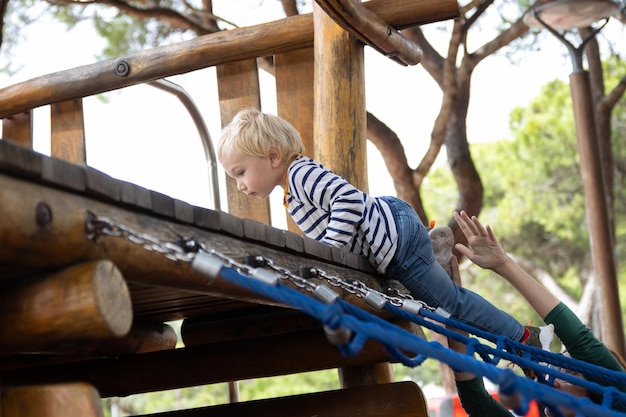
115;61;130;77
35;202;53;228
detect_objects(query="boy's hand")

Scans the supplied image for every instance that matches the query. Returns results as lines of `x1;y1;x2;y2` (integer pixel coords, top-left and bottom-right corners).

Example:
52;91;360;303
452;211;509;271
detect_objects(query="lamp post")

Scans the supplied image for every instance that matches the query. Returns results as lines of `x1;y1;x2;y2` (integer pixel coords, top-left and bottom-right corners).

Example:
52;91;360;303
524;0;624;355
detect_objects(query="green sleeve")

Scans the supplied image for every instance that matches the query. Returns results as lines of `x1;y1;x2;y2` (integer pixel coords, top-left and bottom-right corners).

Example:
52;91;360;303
455;377;513;417
544;302;626;389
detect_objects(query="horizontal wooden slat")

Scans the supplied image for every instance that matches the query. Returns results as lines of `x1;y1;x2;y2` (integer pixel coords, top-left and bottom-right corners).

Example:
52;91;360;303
2;328;398;398
131;381;428;417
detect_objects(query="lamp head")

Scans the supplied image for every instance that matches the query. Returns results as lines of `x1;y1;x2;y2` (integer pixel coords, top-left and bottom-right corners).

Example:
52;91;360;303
524;0;620;30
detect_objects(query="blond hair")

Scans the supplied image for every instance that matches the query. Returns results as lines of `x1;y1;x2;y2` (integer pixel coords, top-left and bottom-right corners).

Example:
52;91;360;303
218;107;304;162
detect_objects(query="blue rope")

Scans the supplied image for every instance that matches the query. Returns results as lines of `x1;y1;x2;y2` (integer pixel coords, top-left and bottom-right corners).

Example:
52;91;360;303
209;265;626;416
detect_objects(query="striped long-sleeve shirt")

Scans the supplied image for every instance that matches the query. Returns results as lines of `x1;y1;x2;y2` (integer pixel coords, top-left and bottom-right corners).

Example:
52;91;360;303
285;156;398;273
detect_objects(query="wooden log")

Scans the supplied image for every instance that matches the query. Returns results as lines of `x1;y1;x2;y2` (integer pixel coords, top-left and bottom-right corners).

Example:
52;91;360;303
0;0;459;119
316;0;423;66
50;98;86;163
53;320;177;356
0;321;177;370
129;381;428;417
1;383;104;417
0;172;394;314
0;260;132;354
313;3;367;189
2;328;397;398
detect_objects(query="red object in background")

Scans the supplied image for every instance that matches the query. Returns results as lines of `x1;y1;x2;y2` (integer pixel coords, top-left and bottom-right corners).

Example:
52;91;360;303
427;392;542;417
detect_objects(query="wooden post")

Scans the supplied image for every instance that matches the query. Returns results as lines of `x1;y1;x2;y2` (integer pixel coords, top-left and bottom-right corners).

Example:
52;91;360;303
313;3;367;188
275;47;315;233
0;260;133;353
2;111;33;147
313;2;390;387
217;60;272;224
1;383;104;417
50;98;87;163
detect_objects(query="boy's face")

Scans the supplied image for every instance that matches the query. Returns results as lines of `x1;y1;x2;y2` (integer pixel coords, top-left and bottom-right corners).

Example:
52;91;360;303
221;149;284;199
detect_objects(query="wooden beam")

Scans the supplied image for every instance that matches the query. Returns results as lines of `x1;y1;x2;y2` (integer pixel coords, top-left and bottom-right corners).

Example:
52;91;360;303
0;321;177;370
1;383;104;417
0;260;132;354
2;328;397;398
129;381;429;417
0;0;459;119
315;0;423;66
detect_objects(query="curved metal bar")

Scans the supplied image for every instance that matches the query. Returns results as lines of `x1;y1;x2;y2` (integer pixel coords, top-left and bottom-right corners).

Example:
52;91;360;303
531;10;611;72
315;0;423;66
147;79;221;210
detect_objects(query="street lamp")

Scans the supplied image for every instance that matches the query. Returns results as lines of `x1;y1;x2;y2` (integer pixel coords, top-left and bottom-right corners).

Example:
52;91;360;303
523;0;624;355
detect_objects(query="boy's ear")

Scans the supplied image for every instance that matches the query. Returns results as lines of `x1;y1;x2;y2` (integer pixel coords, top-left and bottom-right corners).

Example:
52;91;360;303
268;146;282;167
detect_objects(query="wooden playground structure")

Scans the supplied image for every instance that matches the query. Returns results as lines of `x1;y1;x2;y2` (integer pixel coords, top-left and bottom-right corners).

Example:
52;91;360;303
0;1;459;415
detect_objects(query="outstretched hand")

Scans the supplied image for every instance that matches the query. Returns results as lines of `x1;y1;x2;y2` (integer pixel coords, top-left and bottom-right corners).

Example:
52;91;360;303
453;211;509;271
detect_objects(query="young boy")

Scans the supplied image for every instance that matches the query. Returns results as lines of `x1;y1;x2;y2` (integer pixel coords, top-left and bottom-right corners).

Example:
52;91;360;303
217;107;547;346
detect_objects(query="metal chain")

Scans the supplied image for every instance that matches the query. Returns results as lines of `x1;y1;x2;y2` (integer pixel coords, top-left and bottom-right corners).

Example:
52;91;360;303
85;212;417;308
85;212;195;262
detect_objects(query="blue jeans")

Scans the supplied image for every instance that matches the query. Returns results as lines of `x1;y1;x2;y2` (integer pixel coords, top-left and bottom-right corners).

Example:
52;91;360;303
381;197;524;341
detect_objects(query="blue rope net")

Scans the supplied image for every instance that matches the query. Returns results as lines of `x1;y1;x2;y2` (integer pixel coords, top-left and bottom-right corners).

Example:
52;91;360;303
192;253;626;417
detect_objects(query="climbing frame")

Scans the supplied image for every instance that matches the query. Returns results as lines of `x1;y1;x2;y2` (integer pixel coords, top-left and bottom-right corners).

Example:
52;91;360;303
0;0;459;415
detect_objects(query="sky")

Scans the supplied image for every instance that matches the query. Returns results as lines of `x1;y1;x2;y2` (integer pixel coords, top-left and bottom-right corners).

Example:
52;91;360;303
1;1;624;228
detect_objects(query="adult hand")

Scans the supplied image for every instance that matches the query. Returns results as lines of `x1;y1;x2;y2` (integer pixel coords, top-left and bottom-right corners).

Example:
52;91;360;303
453;210;510;271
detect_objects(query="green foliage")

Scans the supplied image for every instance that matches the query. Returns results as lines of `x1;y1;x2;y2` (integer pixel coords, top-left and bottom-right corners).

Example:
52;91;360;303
238;370;340;400
424;59;626;311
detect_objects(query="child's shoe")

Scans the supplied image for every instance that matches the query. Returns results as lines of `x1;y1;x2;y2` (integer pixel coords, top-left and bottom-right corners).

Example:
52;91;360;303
524;323;555;351
520;323;555;379
429;225;454;277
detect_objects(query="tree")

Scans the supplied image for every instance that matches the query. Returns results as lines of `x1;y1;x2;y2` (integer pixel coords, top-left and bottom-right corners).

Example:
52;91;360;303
424;60;626;330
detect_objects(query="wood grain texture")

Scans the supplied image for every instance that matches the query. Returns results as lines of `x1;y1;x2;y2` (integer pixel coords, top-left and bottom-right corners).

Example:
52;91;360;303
0;260;132;353
1;383;104;417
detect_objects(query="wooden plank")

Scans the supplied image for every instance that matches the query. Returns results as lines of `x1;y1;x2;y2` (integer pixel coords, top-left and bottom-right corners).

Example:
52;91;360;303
41;156;86;191
2;111;33;147
0;0;459;118
216;59;272;225
86;166;121;201
0;138;42;177
50;98;86;163
275;46;315;233
1;383;104;417
129;381;429;417
0;260;132;354
2;328;398;398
